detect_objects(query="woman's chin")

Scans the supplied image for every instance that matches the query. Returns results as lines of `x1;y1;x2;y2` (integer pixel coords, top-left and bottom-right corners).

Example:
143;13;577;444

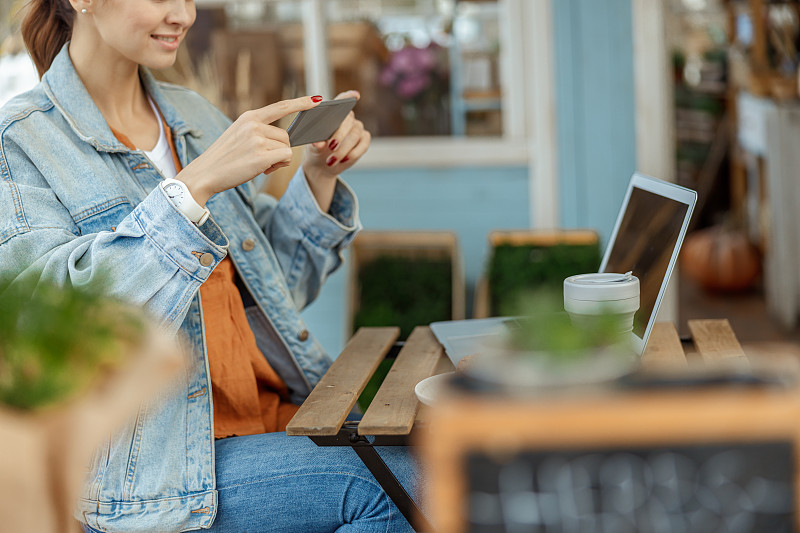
143;56;179;71
139;48;180;71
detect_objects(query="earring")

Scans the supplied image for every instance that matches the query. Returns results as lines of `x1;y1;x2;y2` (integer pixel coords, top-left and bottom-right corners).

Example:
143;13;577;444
81;8;87;13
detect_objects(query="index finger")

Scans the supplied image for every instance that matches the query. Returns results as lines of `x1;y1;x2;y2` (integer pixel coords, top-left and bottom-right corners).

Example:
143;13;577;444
254;95;322;124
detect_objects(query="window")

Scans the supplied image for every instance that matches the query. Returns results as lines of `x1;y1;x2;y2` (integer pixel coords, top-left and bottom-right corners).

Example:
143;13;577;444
323;0;502;137
180;0;556;172
191;0;512;140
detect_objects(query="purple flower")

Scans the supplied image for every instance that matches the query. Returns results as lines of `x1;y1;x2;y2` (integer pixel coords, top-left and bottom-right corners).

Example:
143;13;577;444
379;67;397;88
380;44;445;101
392;47;418;74
397;74;432;100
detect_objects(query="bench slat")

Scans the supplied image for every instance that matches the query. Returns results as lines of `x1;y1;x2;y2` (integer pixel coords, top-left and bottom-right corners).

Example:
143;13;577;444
286;327;400;436
359;326;444;435
641;322;687;369
688;319;747;364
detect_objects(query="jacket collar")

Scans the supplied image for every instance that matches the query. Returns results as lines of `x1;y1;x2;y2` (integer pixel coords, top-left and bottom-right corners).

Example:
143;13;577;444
41;43;202;152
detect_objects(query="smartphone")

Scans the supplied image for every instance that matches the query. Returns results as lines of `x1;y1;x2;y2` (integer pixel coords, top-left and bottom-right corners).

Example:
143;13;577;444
287;97;358;146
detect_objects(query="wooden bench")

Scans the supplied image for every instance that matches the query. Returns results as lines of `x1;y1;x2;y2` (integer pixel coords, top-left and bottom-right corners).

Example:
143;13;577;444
288;319;751;437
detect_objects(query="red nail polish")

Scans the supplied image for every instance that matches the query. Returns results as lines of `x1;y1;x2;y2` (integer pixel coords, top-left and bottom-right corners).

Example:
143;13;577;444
326;156;337;166
311;95;323;103
328;139;338;150
341;156;349;163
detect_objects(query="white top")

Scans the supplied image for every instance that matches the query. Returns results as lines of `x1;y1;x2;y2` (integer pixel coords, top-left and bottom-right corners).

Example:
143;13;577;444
144;97;178;179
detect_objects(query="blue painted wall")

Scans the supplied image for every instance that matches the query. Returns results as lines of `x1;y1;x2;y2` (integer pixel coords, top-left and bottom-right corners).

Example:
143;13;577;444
302;0;638;358
553;0;637;246
302;166;530;356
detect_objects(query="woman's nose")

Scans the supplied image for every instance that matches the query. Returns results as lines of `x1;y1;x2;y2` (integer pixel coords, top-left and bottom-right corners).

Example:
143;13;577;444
166;0;195;27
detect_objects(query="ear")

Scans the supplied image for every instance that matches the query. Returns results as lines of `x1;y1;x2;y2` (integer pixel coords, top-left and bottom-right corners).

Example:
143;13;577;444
68;0;92;15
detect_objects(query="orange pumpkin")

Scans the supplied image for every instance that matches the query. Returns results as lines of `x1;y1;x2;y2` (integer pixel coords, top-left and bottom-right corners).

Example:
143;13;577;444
680;225;761;292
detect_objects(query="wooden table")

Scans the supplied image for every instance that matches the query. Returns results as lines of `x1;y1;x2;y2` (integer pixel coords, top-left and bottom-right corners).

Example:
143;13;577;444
286;319;784;532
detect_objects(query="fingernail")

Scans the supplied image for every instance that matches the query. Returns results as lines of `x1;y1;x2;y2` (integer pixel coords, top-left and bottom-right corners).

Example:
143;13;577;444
328;139;338;150
326;155;337;166
311;95;323;103
341;156;349;163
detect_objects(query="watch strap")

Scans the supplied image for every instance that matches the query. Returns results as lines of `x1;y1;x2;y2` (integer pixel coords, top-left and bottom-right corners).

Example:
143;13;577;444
160;178;210;225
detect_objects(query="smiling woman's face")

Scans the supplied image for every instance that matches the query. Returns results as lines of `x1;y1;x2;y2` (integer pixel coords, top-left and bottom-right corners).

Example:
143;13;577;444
85;0;196;70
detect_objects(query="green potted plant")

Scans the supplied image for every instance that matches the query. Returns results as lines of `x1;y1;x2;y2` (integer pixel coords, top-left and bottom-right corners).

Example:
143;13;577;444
0;276;184;532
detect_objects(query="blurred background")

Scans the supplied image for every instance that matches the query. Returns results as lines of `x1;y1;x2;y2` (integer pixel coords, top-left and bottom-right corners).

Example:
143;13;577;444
3;0;800;358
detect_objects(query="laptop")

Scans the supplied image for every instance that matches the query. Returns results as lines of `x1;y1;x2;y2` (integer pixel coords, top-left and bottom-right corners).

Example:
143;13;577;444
430;172;697;364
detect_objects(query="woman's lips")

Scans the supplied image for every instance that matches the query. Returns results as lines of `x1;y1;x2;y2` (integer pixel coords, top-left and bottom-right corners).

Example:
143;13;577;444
151;35;181;51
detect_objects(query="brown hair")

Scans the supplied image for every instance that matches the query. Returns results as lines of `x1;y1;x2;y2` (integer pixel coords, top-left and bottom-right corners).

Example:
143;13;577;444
20;0;76;78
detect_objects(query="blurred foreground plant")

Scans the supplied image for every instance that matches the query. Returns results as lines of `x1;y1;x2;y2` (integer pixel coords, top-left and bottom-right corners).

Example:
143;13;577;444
0;276;146;410
457;291;636;390
501;290;628;367
0;276;183;532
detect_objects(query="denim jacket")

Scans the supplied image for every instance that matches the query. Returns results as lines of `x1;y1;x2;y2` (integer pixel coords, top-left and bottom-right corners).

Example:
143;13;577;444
0;45;361;532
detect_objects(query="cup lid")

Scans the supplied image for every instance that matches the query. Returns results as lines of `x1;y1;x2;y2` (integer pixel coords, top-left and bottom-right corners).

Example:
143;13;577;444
564;272;640;301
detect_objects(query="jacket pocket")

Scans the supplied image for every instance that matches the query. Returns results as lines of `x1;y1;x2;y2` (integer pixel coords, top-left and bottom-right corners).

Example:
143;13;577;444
72;197;133;235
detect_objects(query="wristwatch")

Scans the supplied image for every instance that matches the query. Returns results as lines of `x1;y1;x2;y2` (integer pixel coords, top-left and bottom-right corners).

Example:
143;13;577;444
159;178;210;225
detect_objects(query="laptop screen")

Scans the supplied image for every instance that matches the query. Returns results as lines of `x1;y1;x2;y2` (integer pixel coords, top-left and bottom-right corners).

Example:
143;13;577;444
601;178;693;352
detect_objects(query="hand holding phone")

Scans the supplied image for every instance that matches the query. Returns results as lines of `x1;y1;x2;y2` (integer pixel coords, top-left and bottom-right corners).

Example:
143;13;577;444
300;91;369;211
175;95;323;207
287;97;358;146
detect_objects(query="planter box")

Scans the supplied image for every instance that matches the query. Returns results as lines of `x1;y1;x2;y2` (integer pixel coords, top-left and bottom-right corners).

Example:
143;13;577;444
473;229;601;318
347;231;465;339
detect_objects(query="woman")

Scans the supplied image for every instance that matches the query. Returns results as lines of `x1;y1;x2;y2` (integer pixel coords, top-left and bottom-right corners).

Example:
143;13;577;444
1;0;418;531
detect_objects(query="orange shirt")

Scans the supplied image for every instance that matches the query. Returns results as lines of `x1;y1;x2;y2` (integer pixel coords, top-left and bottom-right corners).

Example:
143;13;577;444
199;258;299;437
112;110;298;439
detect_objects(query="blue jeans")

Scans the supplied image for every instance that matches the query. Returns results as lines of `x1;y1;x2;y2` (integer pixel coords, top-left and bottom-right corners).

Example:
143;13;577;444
84;431;420;533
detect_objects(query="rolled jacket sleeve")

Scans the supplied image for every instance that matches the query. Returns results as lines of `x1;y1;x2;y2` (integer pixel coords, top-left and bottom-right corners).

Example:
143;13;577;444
256;169;362;309
282;169;360;248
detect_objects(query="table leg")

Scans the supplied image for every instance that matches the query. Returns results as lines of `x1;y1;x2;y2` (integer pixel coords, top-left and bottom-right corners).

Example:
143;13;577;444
309;423;432;533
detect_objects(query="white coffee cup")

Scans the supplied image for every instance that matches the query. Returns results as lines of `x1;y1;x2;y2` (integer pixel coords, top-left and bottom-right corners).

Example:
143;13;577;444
563;272;640;345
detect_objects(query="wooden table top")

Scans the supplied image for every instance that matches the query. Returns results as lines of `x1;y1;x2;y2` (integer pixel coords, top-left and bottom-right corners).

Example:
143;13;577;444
285;319;755;438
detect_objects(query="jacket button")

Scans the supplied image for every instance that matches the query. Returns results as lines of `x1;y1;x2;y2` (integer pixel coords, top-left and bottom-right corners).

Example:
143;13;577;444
298;329;309;342
242;238;255;251
199;253;214;267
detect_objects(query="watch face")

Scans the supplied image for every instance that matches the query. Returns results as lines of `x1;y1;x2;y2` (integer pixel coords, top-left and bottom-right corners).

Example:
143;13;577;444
164;183;185;204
